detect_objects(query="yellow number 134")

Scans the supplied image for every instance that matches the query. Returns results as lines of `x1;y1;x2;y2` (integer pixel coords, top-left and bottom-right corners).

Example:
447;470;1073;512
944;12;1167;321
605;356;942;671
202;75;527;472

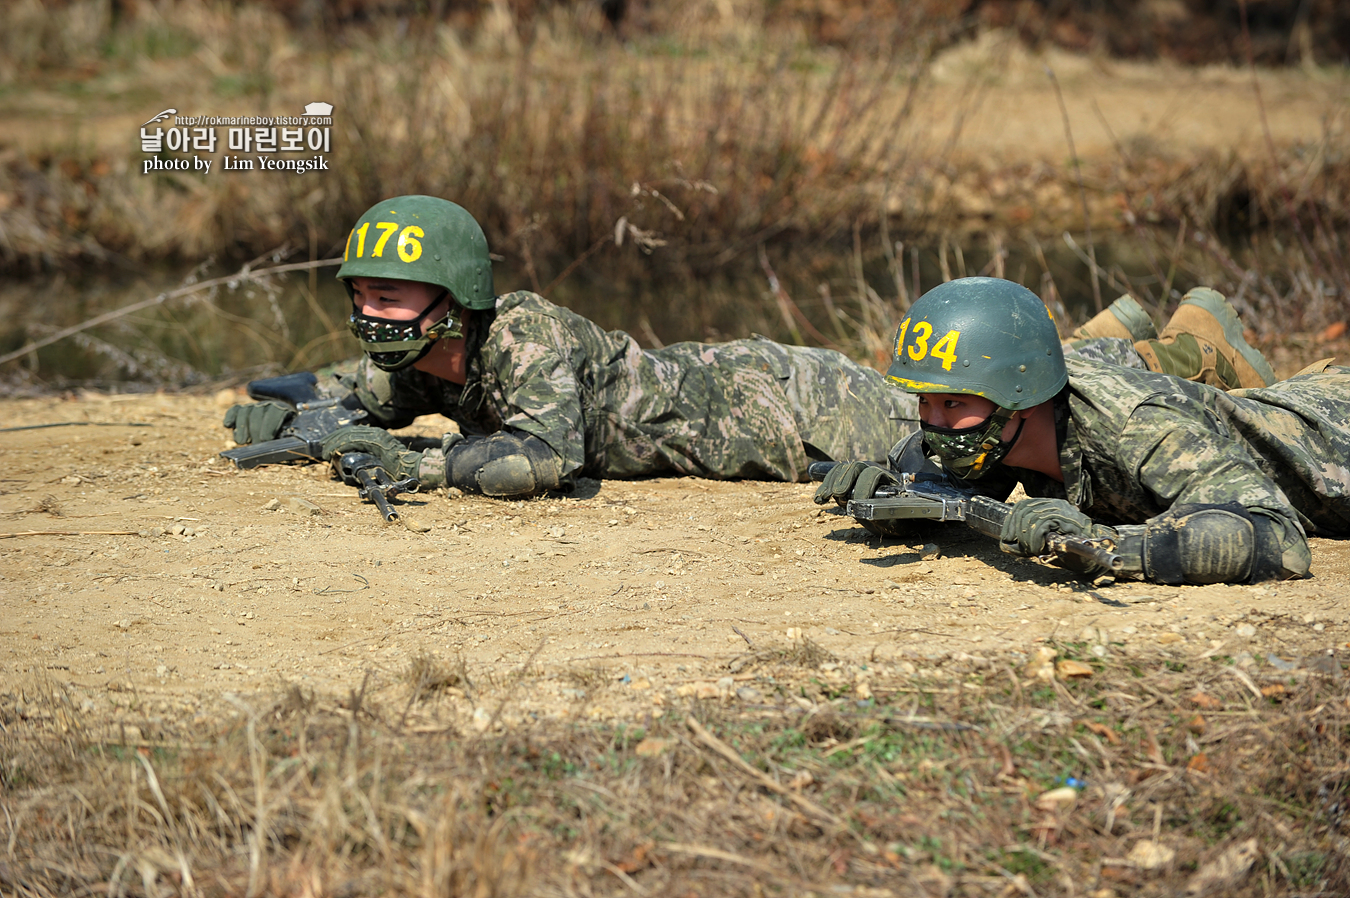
895;318;960;371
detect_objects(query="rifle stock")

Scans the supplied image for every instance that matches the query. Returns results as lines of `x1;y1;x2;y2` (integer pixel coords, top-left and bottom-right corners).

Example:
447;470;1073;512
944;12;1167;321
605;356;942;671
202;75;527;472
220;373;367;469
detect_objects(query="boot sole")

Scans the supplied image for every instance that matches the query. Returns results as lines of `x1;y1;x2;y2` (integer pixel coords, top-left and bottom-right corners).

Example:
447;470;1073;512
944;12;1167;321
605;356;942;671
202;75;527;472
1109;295;1158;342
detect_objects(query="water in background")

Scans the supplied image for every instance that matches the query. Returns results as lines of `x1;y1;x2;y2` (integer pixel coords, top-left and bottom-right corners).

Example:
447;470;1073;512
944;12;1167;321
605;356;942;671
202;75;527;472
0;233;1226;390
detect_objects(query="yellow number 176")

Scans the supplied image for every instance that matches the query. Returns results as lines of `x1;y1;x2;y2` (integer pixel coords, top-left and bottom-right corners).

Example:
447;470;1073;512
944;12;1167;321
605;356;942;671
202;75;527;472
344;222;425;263
895;318;961;371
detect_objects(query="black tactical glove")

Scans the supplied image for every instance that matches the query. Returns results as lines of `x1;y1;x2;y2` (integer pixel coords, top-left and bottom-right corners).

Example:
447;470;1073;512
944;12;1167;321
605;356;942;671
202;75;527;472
223;401;293;445
1000;498;1093;555
445;432;562;499
999;497;1125;574
812;460;925;537
319;425;425;482
813;461;899;507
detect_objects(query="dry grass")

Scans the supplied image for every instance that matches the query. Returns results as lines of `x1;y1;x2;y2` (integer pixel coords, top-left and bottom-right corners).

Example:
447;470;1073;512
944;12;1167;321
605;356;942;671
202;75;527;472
4;647;1348;897
2;1;1349;386
0;256;352;388
0;1;946;278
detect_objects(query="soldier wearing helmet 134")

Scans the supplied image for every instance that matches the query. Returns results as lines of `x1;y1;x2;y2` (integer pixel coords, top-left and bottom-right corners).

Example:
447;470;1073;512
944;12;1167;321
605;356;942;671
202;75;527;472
225;195;925;498
832;275;1350;584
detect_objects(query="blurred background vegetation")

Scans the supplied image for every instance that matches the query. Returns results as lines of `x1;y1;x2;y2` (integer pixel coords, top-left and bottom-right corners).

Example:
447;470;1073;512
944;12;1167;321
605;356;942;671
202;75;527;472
1;0;1348;387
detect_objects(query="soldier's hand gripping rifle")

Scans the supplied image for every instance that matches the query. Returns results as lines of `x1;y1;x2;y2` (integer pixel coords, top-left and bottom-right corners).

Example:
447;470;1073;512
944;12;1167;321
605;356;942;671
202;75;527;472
331;451;420;522
220;372;369;469
809;460;1123;573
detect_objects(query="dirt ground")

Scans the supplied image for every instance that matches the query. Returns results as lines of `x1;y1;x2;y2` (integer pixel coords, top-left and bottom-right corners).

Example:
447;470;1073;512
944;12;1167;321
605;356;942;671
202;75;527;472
4;31;1349;741
3;387;1347;737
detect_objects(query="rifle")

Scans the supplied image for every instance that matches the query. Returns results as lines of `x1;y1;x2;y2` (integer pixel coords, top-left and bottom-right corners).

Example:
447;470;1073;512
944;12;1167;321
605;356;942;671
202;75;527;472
220;372;369;469
809;460;1123;572
331;451;420;522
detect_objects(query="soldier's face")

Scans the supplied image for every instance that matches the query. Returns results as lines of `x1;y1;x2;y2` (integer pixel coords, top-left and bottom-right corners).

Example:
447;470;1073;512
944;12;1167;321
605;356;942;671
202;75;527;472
350;277;447;331
917;393;997;430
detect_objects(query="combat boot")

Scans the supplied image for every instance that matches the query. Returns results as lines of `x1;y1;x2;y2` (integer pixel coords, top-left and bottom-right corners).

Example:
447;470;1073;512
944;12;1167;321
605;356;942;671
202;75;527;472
1071;295;1157;342
1133;287;1276;389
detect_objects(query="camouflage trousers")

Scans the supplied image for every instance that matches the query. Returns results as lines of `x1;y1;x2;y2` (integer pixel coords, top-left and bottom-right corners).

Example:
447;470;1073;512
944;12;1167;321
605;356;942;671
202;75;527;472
1226;365;1350;536
1064;336;1150;369
742;340;919;466
317;345;916;482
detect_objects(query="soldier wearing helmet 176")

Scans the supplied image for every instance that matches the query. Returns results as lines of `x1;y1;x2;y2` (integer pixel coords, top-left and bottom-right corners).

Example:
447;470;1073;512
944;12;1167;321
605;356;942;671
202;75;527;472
223;195;926;498
825;276;1350;584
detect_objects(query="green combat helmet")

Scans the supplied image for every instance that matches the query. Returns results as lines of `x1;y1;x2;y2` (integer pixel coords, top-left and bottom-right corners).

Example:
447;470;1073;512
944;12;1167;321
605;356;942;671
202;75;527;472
886;277;1067;480
337;195;495;370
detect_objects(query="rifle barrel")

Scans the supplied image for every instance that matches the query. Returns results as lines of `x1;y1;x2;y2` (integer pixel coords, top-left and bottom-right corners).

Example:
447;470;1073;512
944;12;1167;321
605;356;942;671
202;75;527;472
807;460;838;482
356;468;400;522
1047;535;1124;572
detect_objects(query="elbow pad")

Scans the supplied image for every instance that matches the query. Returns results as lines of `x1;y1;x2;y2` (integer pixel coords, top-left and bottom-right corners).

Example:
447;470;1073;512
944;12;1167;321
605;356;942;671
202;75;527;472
1123;503;1310;584
445;432;562;498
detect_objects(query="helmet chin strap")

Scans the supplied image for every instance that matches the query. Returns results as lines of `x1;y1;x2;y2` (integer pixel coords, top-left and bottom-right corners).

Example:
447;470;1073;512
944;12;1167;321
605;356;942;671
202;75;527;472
962;412;1026;478
421;292;463;341
403;290;451;332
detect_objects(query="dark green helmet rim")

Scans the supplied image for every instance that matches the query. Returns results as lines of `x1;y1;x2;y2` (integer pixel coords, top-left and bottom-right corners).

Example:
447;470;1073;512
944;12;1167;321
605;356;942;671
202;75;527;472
885;277;1067;410
336;195;495;311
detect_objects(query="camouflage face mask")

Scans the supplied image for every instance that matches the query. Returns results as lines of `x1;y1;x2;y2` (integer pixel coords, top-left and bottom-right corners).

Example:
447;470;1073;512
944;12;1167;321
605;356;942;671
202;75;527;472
347;290;461;371
920;407;1022;481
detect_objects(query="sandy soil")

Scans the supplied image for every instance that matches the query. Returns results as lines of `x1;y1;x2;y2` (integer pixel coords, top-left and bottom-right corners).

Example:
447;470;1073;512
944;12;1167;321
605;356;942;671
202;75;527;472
5;32;1349;736
3;389;1347;735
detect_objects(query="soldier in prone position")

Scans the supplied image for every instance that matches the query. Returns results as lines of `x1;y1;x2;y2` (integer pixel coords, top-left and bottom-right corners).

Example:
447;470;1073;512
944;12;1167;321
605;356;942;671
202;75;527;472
225;195;1282;503
817;276;1350;585
223;195;921;498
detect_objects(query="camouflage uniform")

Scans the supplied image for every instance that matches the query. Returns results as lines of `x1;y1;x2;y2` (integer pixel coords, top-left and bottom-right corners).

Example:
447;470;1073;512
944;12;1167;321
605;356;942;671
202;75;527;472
1011;358;1350;576
1063;336;1149;369
345;291;917;483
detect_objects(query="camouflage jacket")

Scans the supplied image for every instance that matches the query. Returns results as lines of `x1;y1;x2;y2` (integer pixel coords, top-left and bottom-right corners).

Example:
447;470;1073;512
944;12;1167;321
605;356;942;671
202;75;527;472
1013;359;1350;570
349;291;917;483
